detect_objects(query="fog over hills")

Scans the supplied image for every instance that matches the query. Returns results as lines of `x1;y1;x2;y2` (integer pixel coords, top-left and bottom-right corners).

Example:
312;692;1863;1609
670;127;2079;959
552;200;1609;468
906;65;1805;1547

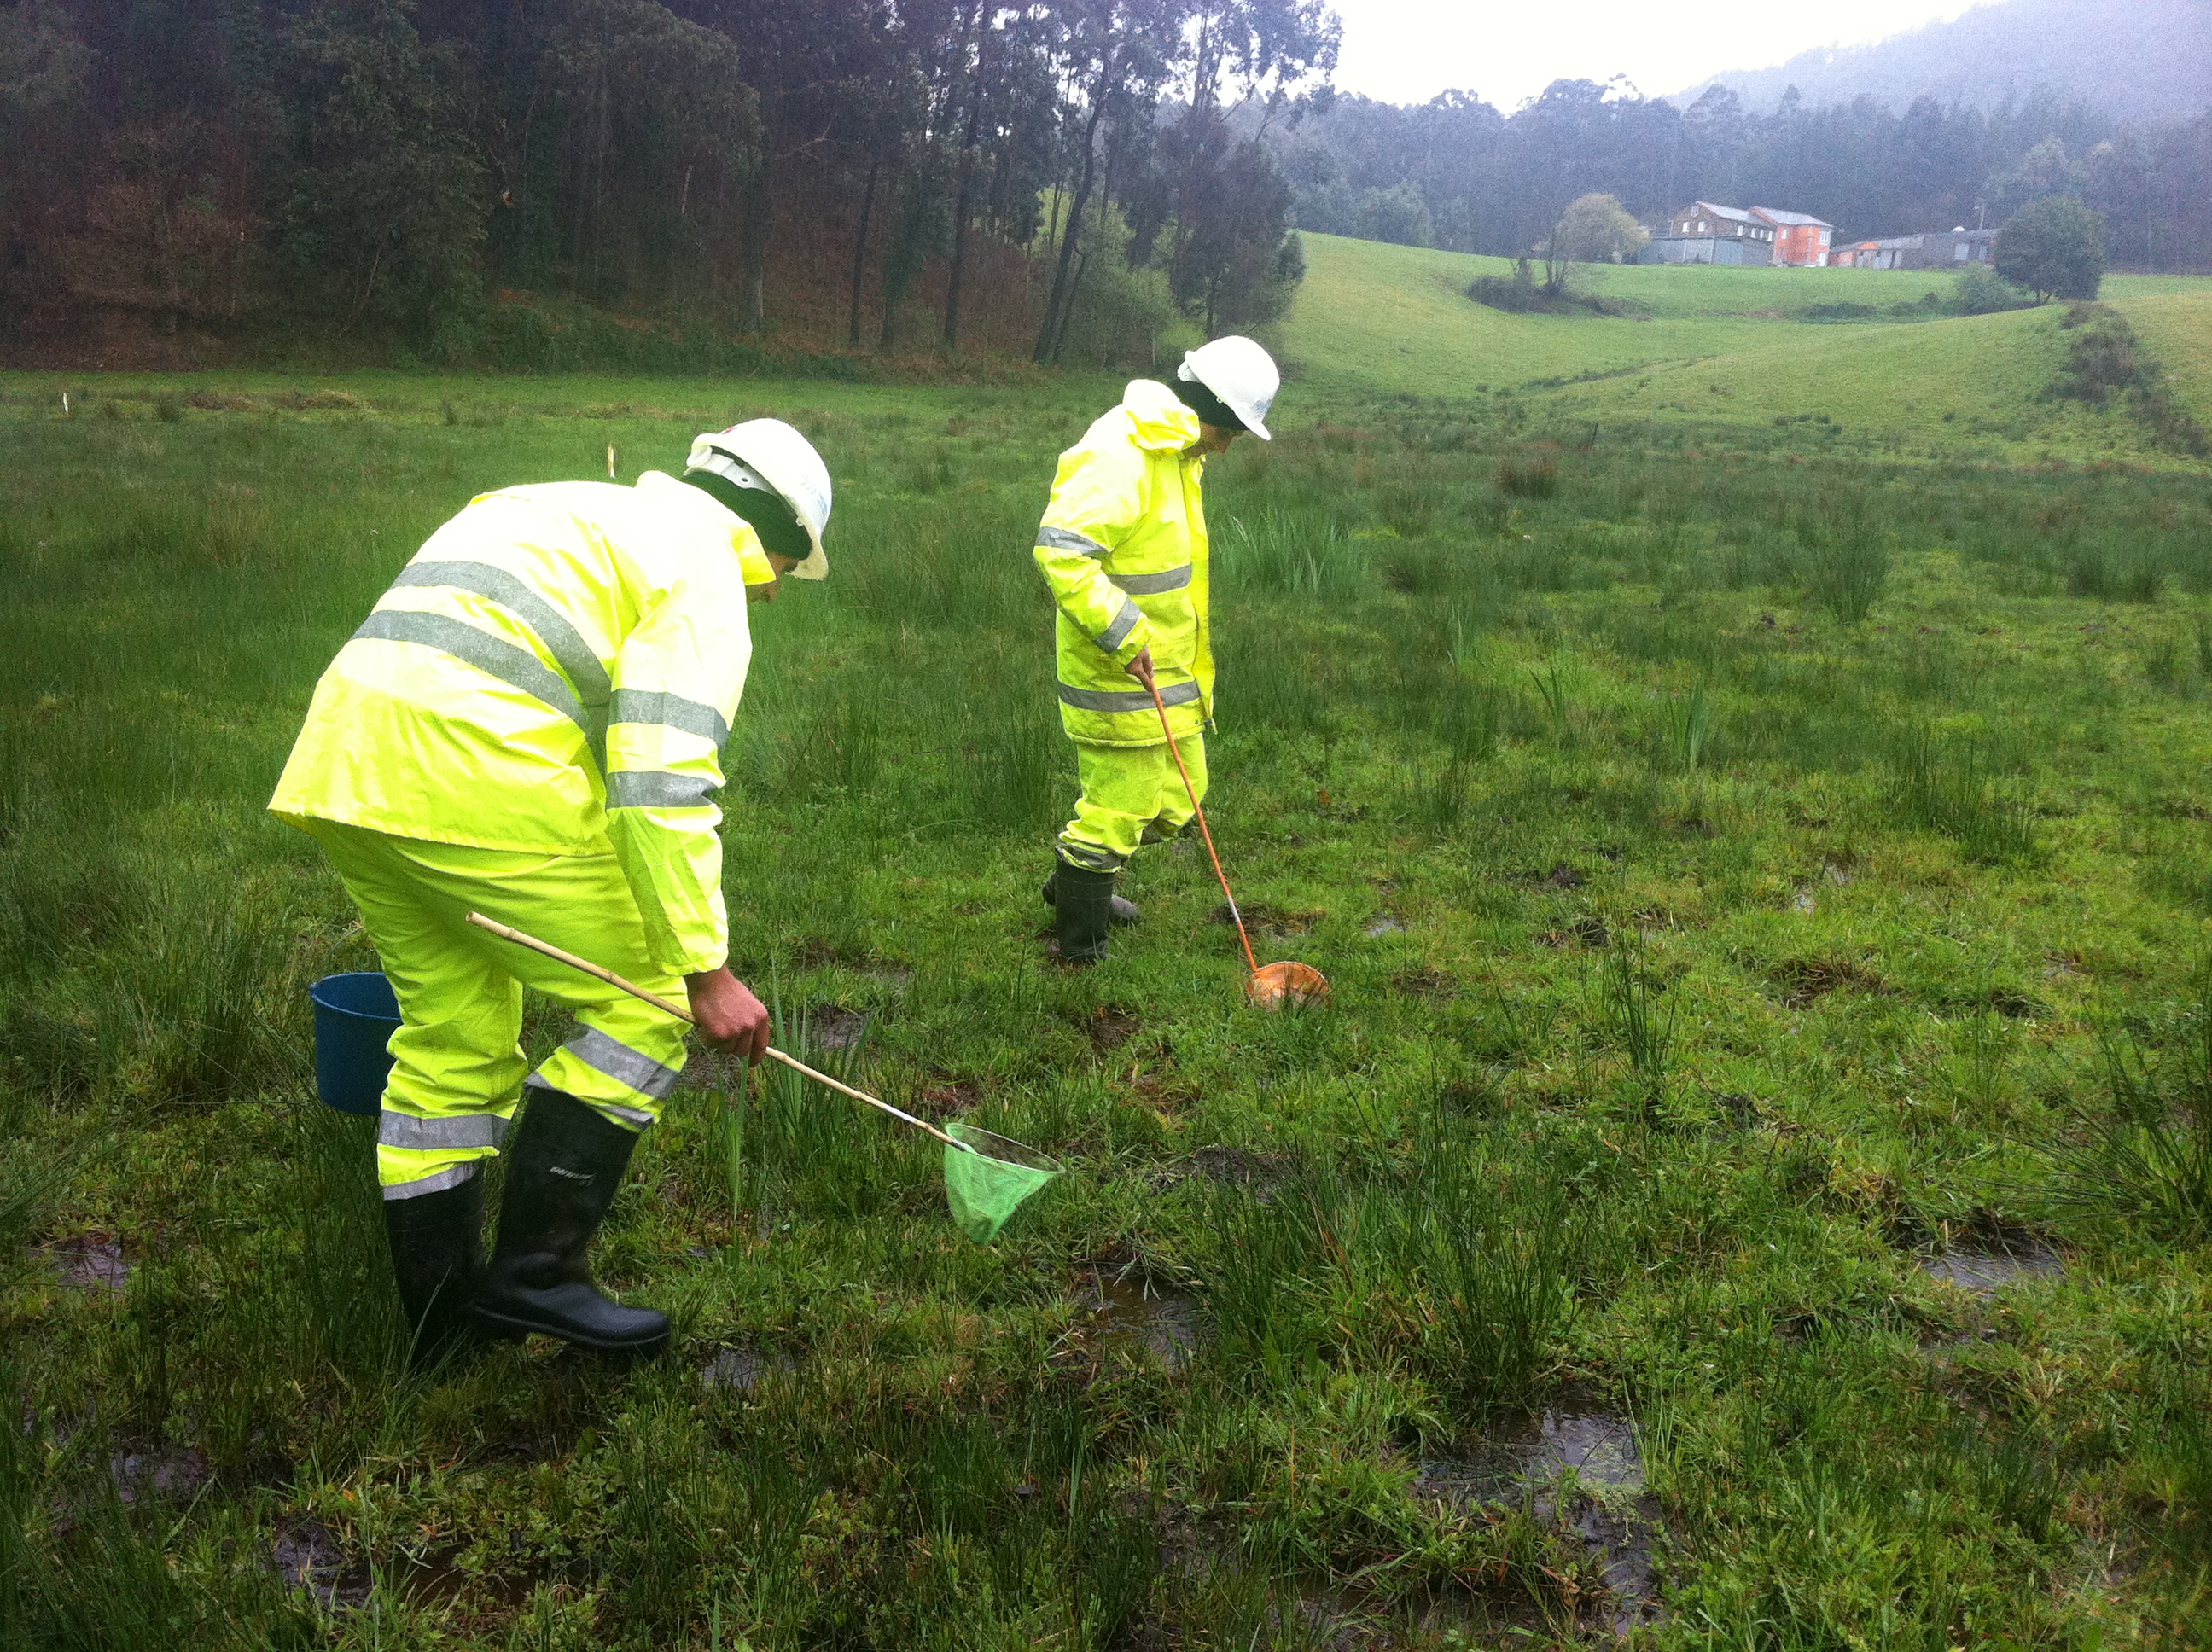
1672;0;2212;123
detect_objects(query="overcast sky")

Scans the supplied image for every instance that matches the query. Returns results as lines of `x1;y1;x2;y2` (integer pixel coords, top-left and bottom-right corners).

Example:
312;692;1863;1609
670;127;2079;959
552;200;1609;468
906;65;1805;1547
1328;0;1987;109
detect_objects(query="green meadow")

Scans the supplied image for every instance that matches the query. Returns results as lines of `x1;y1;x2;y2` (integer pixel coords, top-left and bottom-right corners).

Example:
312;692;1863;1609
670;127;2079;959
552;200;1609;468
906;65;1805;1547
4;241;2212;1647
1289;232;2212;465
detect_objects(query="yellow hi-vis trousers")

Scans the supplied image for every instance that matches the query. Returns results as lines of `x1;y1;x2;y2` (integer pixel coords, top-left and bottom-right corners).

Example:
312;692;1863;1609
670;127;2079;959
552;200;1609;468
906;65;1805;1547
1056;736;1208;874
309;822;691;1201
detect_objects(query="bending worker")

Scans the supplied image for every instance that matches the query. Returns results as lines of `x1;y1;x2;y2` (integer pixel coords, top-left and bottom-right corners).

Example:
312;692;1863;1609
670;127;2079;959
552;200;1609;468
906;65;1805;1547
1033;335;1279;963
270;422;833;1361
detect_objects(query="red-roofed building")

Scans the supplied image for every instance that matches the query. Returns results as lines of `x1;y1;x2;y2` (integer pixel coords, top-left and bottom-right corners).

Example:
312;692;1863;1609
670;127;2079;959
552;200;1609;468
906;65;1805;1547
1751;208;1835;267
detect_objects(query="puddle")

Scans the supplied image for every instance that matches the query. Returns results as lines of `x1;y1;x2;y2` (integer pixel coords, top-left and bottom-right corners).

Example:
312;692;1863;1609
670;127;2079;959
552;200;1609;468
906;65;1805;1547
808;1008;869;1051
276;1519;370;1611
700;1346;795;1392
274;1520;541;1614
1214;902;1321;938
109;1446;211;1504
1920;1243;2064;1297
1074;1271;1207;1369
39;1237;128;1294
1413;1394;1661;1635
1365;916;1404;938
1415;1408;1643;1505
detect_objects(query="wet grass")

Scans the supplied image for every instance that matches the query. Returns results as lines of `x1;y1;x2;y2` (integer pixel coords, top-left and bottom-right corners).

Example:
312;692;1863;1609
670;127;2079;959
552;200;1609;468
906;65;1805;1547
3;370;2212;1643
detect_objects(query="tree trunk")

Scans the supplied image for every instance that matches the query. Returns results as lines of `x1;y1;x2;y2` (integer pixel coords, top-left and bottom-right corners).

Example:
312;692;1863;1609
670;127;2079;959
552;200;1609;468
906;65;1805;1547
941;20;989;349
740;147;774;331
847;156;880;347
1035;79;1109;364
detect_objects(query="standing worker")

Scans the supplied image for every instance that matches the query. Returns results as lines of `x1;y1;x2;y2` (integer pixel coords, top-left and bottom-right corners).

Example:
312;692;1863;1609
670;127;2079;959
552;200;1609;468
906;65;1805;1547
1033;336;1279;963
270;422;834;1362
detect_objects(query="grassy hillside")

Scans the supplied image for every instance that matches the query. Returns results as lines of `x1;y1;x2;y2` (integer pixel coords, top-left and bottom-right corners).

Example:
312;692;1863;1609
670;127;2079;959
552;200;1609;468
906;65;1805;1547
1282;232;2212;465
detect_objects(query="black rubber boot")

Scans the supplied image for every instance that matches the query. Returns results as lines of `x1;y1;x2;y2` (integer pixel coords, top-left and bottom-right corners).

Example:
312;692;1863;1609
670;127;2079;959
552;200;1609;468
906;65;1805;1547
1049;861;1116;965
384;1172;486;1371
1043;865;1141;925
473;1089;670;1354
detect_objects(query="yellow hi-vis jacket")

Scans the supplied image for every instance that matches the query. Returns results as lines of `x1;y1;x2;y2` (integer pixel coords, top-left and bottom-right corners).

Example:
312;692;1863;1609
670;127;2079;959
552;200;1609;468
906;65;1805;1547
270;472;776;976
1033;379;1214;747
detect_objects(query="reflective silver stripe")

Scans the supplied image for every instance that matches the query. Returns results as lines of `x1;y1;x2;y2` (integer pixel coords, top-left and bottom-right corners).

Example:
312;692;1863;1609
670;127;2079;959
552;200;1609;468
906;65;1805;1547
550;1027;683;1101
1110;565;1194;595
381;1163;479;1201
352;609;591;735
1037;525;1109;558
1057;679;1203;713
607;769;719;809
1096;597;1143;653
522;1073;653;1129
609;689;730;749
378;1110;509;1151
389;561;611;713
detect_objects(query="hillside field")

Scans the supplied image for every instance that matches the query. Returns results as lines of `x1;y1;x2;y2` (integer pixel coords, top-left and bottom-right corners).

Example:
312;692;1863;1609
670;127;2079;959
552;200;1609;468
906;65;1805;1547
4;253;2212;1649
1284;233;2212;466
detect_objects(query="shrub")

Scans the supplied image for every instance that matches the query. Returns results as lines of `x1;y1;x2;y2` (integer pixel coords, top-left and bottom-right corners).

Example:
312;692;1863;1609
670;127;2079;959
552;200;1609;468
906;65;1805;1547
1494;452;1557;497
2051;305;2212;458
1953;265;2033;316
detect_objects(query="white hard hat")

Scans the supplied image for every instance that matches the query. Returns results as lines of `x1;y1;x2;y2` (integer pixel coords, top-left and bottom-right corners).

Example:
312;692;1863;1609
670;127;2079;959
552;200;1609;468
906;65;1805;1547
1179;335;1279;441
684;418;833;579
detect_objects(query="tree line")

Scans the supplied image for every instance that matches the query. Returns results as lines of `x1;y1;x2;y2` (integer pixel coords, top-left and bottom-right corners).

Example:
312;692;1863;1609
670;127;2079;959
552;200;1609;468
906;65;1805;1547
6;3;2206;375
0;0;1336;367
1277;79;2212;274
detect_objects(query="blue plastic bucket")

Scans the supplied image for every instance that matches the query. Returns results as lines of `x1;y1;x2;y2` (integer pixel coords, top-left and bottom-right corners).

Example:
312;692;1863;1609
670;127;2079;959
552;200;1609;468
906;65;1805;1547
309;972;401;1116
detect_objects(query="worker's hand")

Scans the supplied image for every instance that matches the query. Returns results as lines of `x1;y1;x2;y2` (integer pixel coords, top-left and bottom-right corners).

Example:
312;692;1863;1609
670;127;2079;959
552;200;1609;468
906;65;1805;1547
685;966;771;1062
1124;646;1156;690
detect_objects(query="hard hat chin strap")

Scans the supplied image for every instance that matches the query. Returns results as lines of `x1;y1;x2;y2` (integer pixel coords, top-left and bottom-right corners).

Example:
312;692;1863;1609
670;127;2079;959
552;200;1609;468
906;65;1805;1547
678;467;812;566
1171;369;1245;433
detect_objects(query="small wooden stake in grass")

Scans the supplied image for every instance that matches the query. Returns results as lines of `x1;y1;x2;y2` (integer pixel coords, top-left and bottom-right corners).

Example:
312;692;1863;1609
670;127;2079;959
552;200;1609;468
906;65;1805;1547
607;443;617;479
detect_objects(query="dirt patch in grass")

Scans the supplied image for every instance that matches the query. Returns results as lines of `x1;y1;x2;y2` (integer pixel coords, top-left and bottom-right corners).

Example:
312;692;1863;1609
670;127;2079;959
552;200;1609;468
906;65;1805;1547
1769;957;1890;1006
1089;1006;1143;1050
1190;1144;1296;1200
915;1078;981;1117
807;1007;869;1050
1389;963;1454;1001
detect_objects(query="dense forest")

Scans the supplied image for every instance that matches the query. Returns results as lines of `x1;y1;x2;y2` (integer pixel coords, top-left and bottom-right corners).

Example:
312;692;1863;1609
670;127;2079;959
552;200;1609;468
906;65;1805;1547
0;0;1339;369
1277;77;2212;271
2;0;2206;375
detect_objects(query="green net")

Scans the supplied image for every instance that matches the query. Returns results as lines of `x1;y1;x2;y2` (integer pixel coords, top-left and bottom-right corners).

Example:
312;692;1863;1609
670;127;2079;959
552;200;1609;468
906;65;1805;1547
943;1123;1062;1245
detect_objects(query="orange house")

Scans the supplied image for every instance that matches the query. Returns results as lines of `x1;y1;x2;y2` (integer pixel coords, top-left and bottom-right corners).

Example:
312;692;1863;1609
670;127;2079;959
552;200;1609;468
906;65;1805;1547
1753;208;1835;267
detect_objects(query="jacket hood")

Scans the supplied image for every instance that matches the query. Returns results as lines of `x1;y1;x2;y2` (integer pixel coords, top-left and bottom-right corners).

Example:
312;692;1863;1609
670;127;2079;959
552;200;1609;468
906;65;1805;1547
1121;379;1202;453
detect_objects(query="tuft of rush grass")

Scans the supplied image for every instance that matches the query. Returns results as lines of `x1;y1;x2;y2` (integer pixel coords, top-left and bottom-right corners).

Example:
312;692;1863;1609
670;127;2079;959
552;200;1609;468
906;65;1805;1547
9;365;2212;1642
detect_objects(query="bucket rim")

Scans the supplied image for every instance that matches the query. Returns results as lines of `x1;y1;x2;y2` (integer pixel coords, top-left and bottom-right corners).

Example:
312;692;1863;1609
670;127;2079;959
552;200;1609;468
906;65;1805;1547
308;971;402;1021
